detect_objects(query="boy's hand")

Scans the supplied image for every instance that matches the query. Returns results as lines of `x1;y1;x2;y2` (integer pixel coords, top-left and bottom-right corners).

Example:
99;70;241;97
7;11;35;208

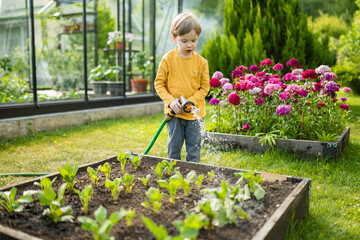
169;99;182;114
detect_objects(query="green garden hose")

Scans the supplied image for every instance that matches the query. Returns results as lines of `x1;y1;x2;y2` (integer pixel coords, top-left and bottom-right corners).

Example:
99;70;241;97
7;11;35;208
0;172;50;177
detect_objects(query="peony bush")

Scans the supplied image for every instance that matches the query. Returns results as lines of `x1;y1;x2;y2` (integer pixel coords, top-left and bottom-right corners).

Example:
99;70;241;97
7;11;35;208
207;58;351;142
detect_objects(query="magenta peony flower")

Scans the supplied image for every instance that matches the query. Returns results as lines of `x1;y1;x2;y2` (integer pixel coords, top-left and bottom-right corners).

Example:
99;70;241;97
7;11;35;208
254;97;265;105
209;98;220;105
340;104;349;110
286;58;299;67
237;65;248;72
279;92;291;101
302;69;318;79
282;73;298;81
256;71;266;78
264;83;281;95
342;87;352;93
212;71;223;79
209;78;221;88
324;81;340;93
317;102;326;109
228;92;240;105
295;89;309;97
232;68;243;79
340;97;347;102
222;82;234;92
273;63;283;71
276;105;292;116
243;123;251;131
260;58;273;67
249;64;259;72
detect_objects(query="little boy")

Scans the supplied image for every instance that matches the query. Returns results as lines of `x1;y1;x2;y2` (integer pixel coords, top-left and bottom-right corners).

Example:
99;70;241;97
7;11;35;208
154;13;210;162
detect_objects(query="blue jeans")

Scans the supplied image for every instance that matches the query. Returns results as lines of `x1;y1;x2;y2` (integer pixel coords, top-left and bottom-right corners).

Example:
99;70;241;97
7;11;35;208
166;117;202;162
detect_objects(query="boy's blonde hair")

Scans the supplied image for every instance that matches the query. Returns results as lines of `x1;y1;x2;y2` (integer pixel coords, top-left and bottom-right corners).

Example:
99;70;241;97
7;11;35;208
170;13;202;37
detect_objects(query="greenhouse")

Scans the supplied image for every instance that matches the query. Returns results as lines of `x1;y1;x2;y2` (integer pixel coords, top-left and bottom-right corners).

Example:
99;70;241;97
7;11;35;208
0;0;359;239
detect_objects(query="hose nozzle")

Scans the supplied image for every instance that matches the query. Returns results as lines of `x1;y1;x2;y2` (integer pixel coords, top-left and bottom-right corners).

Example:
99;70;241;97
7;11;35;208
179;96;195;113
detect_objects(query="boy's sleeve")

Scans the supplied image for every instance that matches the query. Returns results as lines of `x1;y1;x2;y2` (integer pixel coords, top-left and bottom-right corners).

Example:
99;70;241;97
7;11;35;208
188;61;210;106
154;57;176;107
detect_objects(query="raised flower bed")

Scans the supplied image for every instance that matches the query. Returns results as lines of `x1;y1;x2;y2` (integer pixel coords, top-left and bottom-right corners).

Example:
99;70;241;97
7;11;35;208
0;154;310;240
206;58;352;159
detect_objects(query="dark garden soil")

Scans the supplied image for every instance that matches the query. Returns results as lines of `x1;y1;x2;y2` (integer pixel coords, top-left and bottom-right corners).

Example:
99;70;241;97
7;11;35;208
0;157;298;240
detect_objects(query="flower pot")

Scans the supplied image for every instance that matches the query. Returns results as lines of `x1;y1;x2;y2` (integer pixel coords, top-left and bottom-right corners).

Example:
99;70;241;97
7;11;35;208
70;25;81;32
107;82;124;96
115;42;127;50
62;26;71;33
90;81;107;95
131;78;149;93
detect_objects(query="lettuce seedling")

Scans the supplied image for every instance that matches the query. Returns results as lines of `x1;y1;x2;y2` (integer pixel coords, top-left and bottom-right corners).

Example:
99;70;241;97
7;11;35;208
195;174;204;194
59;164;78;192
78;205;127;240
218;201;249;227
141;187;163;214
0;187;35;212
138;174;151;187
173;170;196;196
141;216;172;240
130;155;140;170
161;160;179;176
74;184;93;213
203;180;228;205
117;151;131;173
152;162;165;180
157;178;182;205
198;200;219;229
100;162;111;180
207;170;215;182
234;171;265;200
37;183;73;222
118;208;136;226
105;178;123;201
87;165;102;186
34;177;57;191
121;173;135;193
229;185;251;202
172;211;208;240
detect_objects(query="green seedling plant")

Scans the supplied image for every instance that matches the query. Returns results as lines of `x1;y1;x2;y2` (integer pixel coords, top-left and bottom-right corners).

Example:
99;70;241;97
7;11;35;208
74;184;93;213
141;216;172;240
228;184;251;202
105;178;123;202
234;170;265;200
195;174;204;194
117;151;131;173
174;170;196;196
87;165;102;185
161;160;179;176
138;174;151;187
37;183;74;222
207;170;215;182
203;180;229;205
118;208;136;226
0;187;35;212
172;212;208;240
141;187;163;214
157;177;182;205
59;164;78;192
78;205;127;240
34;177;57;191
121;173;135;193
218;201;248;227
130;155;140;170
197;200;218;229
152;162;165;180
100;162;111;180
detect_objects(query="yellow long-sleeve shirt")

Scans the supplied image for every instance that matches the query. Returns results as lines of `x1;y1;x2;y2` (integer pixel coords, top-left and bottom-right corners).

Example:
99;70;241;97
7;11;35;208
154;48;210;120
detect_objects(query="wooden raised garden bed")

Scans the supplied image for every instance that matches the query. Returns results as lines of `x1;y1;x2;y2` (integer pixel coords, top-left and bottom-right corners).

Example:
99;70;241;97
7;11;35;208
205;126;350;160
0;155;311;240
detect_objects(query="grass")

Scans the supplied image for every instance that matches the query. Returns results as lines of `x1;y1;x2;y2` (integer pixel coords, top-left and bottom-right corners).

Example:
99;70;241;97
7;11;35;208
1;94;359;239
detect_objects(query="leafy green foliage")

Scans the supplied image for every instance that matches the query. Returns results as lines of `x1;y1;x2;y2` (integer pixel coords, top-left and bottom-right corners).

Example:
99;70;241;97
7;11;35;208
87;165;102;186
78;205;125;240
100;162;111;180
118;208;136;226
308;14;349;38
161;160;179;176
138;174;151;187
141;216;172;240
198;201;218;229
121;173;135;193
0;187;34;212
207;171;215;182
37;183;74;222
152;162;165;180
117;152;131;173
172;212;208;240
34;177;57;191
141;187;163;214
195;174;205;194
157;177;182;205
315;131;339;142
59;164;78;192
130;155;140;170
105;178;123;202
74;184;93;214
235;171;265;200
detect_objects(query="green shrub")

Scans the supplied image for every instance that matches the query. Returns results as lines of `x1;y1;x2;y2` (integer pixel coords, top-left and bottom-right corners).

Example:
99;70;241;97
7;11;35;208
308;14;350;38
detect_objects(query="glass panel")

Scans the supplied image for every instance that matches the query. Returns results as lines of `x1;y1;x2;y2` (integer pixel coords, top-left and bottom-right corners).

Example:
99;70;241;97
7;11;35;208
0;0;32;104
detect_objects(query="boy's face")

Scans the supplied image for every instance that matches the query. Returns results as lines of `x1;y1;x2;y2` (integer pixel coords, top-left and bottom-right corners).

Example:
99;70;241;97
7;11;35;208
172;29;199;58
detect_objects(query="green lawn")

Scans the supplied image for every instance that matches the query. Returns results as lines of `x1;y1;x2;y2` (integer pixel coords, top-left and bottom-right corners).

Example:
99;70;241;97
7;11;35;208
0;94;359;239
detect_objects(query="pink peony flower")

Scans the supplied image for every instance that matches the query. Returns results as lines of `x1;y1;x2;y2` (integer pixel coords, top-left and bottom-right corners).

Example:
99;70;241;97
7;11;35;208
264;83;281;95
222;83;234;92
285;84;300;93
260;58;273;67
279;92;291;101
273;63;283;71
228;92;240;105
209;98;220;105
342;87;352;93
302;69;318;79
243;123;251;131
220;78;230;86
254;97;265;105
249;64;259;72
232;68;243;79
340;104;349;110
286;58;299;68
292;68;304;76
256;71;266;78
276;105;292;116
340;97;347;102
237;65;248;72
324;81;340;93
249;87;262;94
212;71;223;79
282;73;298;81
209;78;221;88
295;89;309;97
315;65;331;75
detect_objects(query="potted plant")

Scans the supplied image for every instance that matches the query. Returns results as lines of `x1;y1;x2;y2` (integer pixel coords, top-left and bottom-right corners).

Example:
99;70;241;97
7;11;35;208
107;31;134;50
88;65;123;95
131;52;153;93
105;66;124;96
